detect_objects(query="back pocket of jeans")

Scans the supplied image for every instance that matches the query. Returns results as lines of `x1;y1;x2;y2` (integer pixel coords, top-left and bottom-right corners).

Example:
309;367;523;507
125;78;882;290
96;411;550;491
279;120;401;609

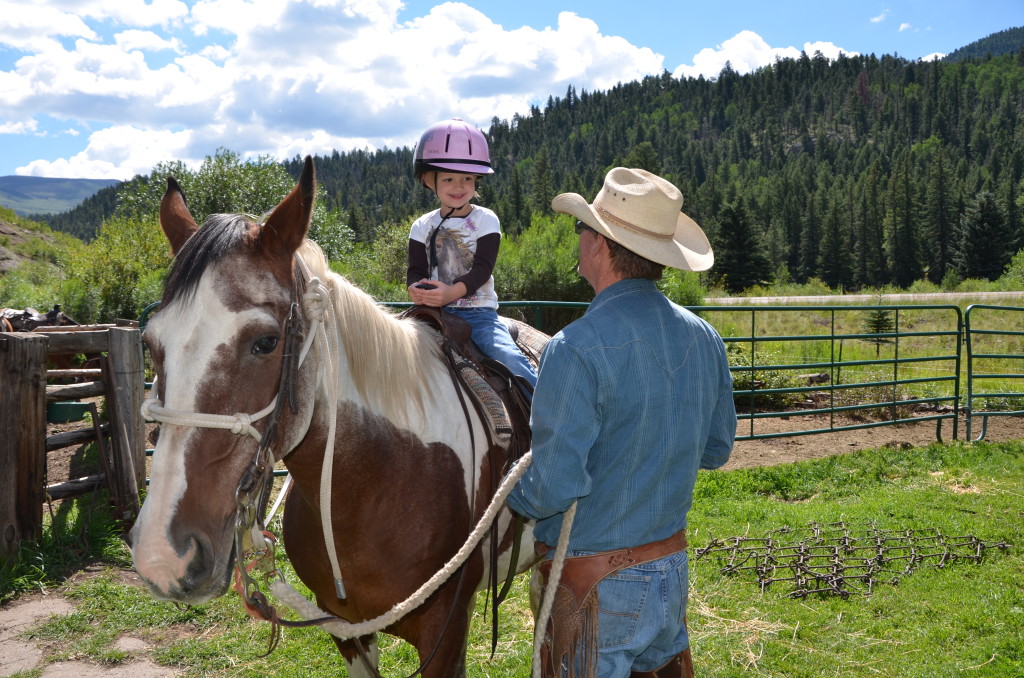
674;552;690;624
597;572;651;649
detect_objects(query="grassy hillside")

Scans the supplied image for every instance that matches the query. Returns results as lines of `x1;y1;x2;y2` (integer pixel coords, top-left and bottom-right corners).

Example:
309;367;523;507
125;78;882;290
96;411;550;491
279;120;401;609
0;176;120;217
0;206;86;315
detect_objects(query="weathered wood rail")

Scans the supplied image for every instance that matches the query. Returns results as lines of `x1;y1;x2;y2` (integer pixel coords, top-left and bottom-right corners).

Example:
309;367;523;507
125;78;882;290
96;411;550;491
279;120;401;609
1;324;146;561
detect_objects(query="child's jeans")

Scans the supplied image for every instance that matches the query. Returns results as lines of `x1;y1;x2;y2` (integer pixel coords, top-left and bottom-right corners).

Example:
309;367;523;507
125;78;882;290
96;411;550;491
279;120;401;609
445;307;538;388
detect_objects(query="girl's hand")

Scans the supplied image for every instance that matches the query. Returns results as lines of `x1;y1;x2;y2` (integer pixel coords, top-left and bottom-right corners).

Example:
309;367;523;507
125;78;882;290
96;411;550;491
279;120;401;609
408;279;465;307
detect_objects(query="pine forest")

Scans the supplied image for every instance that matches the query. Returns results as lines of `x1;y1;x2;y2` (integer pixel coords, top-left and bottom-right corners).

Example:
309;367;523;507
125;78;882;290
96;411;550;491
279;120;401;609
289;44;1024;293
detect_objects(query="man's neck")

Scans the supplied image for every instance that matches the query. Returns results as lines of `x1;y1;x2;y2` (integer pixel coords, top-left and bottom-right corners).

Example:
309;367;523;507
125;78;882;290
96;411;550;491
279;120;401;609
589;270;626;296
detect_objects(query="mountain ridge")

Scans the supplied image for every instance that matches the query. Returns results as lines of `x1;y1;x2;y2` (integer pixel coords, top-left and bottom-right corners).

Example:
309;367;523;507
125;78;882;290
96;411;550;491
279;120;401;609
0;176;121;218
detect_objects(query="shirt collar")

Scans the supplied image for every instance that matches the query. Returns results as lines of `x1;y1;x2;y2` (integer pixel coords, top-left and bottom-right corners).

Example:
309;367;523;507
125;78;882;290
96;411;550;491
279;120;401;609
586;278;658;315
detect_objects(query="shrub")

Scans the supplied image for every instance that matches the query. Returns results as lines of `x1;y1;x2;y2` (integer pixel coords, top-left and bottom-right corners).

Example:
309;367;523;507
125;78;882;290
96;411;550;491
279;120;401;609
727;343;802;410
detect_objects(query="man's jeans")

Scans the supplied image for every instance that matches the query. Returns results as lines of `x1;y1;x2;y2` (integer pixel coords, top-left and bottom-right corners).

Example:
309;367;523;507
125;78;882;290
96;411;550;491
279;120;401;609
573;548;690;677
445;306;538;387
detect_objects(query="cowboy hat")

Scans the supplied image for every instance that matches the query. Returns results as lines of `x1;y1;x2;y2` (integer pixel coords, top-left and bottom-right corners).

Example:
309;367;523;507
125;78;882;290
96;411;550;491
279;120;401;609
551;167;713;271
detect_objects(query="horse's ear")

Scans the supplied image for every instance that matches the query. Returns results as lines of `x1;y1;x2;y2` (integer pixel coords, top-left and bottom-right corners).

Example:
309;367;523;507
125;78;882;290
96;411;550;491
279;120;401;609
160;177;199;255
260;155;316;257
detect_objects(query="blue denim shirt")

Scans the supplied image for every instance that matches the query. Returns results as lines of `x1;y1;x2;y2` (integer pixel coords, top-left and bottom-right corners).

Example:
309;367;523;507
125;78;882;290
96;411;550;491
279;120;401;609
507;278;736;552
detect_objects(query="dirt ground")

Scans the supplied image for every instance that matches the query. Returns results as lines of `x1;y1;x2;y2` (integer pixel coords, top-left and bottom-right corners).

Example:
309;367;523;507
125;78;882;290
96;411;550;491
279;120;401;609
724;410;1023;469
3;409;1022;677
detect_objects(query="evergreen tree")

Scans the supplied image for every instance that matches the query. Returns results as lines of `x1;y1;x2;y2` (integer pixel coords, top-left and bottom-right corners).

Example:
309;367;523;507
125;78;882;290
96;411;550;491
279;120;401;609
885;154;923;287
503;165;529;235
714;202;772;293
953;191;1013;280
798;191;821;282
860;295;896;357
922;145;958;283
818;194;851;289
530;145;553;218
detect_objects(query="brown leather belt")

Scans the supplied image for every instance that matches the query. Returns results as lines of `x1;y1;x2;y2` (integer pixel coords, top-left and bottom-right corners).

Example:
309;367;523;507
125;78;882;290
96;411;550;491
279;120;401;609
535;530;687;564
535;530;690;677
536;530;688;605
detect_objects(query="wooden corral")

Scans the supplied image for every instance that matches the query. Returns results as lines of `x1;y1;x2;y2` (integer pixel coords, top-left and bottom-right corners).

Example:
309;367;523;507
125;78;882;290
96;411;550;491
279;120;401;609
0;323;146;562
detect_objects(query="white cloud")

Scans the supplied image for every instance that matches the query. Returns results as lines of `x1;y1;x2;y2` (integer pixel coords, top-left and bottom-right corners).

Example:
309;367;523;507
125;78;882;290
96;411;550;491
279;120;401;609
921;52;945;62
17;125;194;179
899;23;912;32
2;1;668;178
114;29;184;53
672;30;857;80
0;1;97;52
0;119;38;134
63;0;191;27
871;10;889;23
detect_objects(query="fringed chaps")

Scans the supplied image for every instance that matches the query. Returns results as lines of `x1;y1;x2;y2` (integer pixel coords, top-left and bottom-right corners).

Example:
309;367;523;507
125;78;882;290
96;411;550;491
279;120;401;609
536;531;688;678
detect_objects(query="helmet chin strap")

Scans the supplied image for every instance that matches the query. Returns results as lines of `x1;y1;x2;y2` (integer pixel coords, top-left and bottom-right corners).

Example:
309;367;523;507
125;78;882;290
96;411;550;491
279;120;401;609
427;205;459;275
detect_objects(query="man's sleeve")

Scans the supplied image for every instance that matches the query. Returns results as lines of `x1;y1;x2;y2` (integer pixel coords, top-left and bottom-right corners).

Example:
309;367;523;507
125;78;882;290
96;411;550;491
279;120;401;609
507;337;599;520
700;342;737;470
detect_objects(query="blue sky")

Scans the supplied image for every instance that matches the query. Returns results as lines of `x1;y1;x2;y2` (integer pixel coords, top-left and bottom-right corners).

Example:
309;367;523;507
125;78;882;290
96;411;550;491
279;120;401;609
1;0;1021;180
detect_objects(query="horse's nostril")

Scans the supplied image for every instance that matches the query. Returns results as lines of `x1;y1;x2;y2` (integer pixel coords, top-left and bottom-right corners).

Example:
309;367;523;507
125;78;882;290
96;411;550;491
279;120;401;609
184;536;209;581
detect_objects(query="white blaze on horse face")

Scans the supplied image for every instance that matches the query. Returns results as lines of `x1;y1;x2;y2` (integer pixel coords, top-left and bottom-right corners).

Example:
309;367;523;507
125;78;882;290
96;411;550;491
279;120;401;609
134;270;284;598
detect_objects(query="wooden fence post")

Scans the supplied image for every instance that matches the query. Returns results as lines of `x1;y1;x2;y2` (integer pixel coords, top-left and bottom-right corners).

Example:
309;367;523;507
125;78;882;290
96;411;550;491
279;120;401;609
0;333;47;562
104;327;145;522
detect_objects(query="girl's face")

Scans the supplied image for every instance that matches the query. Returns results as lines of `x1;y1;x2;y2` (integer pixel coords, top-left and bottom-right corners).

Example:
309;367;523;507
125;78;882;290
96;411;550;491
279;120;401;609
430;172;478;215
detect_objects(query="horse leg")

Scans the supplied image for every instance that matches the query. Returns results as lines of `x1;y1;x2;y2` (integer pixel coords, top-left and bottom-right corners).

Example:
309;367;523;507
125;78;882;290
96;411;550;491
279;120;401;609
329;632;379;678
398;588;476;678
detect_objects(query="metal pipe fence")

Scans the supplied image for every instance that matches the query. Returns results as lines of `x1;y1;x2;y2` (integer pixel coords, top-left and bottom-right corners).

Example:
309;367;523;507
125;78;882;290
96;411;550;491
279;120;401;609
448;300;1023;444
964;304;1024;441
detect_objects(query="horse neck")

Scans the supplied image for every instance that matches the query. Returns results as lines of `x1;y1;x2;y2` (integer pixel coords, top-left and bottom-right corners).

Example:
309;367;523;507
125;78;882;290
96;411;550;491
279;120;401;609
313;270;446;431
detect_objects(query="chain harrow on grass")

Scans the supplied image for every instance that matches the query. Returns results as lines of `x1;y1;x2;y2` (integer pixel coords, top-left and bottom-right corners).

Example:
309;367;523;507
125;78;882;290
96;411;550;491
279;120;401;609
693;521;1010;599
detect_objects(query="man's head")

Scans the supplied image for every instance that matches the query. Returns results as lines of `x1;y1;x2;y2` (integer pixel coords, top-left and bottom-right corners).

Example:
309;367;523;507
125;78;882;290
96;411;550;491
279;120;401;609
553;167;713;273
575;220;665;281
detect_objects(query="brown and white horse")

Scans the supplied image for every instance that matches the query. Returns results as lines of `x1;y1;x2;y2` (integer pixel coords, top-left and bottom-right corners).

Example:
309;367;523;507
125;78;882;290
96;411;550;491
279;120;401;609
130;157;543;676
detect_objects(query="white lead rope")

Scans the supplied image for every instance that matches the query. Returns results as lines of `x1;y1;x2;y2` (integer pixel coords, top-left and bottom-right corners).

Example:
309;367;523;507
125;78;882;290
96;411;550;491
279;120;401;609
140;399;275;442
295;256;346;599
270;449;573;678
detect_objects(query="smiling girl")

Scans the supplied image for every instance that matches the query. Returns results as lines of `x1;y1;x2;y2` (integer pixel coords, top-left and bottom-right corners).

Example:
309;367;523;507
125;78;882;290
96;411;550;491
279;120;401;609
406;118;537;388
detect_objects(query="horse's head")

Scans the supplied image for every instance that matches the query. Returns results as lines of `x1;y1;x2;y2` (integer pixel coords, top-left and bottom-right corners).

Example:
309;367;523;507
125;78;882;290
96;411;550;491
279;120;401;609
130;157;318;604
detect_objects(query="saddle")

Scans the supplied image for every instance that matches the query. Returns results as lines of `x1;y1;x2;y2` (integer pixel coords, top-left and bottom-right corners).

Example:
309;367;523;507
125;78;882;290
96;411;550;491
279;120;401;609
2;304;78;331
399;305;533;464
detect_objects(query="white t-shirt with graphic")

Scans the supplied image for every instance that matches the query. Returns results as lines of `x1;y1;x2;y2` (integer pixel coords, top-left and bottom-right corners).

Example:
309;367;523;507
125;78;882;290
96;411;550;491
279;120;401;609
408;205;500;310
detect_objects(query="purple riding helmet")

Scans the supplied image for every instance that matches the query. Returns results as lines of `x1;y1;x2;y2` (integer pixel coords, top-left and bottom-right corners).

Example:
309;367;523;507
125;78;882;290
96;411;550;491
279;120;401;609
414;118;494;178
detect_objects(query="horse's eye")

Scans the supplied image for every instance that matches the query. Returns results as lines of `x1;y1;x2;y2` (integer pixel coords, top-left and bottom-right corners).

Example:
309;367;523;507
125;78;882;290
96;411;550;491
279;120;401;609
252;336;279;355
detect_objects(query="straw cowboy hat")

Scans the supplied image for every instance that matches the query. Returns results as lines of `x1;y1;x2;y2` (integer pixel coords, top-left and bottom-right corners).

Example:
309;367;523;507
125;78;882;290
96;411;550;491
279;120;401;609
552;167;713;271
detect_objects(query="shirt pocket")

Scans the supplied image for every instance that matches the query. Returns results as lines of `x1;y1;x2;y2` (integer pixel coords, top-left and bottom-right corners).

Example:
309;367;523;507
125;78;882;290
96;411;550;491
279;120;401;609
597;572;651;649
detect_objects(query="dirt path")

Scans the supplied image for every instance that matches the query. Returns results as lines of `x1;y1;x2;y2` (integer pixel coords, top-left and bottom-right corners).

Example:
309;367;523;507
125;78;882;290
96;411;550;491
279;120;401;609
0;582;175;677
4;413;1022;677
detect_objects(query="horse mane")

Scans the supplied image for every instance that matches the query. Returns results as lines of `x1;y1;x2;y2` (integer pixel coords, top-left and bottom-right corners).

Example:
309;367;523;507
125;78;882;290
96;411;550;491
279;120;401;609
160;215;439;425
296;240;440;424
162;214;250;308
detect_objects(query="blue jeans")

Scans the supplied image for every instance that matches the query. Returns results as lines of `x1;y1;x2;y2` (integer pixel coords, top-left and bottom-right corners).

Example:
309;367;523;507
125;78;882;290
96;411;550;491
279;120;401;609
561;548;690;677
445;307;538;388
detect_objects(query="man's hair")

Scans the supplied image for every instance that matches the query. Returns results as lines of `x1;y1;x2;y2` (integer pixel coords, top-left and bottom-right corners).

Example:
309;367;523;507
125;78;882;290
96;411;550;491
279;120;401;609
604;236;665;280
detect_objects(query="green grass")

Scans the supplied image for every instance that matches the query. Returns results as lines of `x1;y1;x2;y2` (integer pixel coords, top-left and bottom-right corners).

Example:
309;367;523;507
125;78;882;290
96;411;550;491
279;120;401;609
3;440;1022;677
